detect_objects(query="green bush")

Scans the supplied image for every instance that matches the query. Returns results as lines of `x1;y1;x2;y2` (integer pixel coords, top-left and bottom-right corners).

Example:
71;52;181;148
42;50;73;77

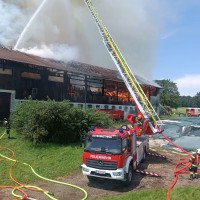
10;100;113;144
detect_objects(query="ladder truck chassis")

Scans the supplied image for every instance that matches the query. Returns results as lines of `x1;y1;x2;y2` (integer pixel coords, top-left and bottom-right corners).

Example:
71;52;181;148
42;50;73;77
82;126;149;185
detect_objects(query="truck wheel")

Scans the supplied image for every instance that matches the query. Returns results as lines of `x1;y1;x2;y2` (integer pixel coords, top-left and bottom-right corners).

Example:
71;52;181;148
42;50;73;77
124;165;133;185
141;147;146;162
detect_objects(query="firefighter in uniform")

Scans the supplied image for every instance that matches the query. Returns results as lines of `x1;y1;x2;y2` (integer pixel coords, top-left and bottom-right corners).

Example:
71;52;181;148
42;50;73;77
3;118;11;139
189;149;200;180
134;114;144;136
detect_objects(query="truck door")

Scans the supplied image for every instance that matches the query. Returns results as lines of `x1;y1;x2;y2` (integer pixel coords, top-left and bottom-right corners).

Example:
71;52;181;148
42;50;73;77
122;138;131;167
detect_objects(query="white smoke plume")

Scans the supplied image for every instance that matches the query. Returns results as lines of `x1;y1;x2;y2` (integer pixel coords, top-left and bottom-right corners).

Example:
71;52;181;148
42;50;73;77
19;44;79;63
0;0;183;78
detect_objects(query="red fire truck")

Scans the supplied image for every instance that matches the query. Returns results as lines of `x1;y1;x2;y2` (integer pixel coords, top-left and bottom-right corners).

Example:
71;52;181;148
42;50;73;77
81;125;149;185
186;108;200;117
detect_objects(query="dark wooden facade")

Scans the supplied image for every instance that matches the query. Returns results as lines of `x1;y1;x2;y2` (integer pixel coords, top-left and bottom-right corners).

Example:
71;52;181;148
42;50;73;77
0;47;161;120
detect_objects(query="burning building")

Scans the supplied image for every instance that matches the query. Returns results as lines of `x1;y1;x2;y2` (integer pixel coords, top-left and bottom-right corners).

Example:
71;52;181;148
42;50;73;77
0;46;161;120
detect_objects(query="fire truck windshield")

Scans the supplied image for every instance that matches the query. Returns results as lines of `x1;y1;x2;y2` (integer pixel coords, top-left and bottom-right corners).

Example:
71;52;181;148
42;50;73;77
84;135;121;154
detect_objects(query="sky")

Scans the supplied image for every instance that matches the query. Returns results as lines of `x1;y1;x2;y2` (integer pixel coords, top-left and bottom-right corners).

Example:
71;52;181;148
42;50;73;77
0;0;200;97
153;1;200;97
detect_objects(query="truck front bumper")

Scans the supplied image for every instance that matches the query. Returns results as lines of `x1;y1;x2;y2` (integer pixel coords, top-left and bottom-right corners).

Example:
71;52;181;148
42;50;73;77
81;164;125;180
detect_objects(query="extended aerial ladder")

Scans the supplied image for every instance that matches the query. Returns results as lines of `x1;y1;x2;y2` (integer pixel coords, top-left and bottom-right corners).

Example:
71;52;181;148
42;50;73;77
84;0;161;134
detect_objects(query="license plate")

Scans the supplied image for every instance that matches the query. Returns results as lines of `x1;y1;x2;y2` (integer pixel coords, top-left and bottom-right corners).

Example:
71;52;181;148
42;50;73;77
96;170;106;174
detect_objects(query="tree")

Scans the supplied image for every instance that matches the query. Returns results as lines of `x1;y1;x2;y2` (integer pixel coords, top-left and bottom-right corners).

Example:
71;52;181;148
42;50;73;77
193;92;200;107
155;79;180;109
180;95;197;107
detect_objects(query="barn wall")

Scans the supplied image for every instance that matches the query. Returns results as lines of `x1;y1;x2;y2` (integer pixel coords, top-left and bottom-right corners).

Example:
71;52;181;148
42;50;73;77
0;58;160;119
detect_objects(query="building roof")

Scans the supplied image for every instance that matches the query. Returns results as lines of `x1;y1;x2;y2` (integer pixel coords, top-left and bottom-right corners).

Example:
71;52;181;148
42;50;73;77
0;47;161;88
0;46;66;70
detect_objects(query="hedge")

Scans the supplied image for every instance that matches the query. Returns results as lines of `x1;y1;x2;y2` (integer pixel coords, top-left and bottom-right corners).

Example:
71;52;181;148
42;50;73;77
10;99;113;144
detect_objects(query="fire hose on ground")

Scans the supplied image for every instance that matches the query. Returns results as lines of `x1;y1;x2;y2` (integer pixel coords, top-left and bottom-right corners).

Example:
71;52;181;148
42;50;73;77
136;129;197;200
0;127;198;200
0;131;88;200
160;132;200;200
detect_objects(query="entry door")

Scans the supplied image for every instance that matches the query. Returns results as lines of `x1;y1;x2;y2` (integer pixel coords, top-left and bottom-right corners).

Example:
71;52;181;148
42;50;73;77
0;92;11;120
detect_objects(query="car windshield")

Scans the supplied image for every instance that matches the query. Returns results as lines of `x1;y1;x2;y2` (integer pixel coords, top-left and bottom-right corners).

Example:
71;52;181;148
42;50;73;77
84;135;121;154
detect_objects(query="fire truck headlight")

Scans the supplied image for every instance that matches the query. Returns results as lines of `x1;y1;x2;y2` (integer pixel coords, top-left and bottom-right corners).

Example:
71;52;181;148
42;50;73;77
113;172;122;176
82;167;89;172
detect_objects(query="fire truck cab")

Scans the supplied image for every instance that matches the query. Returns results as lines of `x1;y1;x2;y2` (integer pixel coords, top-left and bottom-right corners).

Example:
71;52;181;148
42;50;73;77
186;108;200;117
81;125;148;185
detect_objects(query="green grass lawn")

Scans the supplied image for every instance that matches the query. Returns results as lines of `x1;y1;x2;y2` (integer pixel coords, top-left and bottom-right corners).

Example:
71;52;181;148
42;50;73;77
99;187;200;200
174;107;187;114
1;126;199;200
0;127;83;185
160;107;187;119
